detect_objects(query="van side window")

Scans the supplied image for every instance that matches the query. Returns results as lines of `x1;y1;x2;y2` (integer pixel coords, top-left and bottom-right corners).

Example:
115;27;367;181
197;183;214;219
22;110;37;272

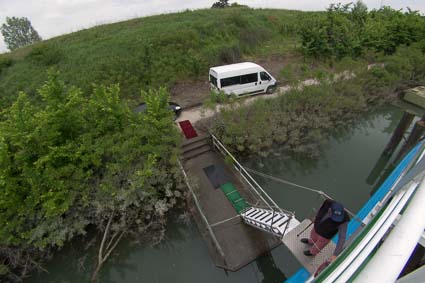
210;74;217;87
241;73;258;84
260;72;271;81
221;76;241;87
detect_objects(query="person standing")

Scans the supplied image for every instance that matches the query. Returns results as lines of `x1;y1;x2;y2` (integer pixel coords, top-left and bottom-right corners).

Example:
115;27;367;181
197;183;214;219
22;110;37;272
301;199;350;262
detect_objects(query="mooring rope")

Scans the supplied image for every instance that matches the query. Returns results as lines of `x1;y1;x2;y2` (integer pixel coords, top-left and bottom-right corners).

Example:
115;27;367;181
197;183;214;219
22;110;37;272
244;167;364;225
245;167;333;198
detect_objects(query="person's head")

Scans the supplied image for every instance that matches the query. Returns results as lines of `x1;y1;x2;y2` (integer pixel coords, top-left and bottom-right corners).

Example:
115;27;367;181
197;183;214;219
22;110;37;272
330;202;344;222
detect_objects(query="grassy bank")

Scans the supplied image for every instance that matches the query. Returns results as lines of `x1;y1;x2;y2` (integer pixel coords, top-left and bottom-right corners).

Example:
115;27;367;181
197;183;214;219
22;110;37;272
0;7;312;108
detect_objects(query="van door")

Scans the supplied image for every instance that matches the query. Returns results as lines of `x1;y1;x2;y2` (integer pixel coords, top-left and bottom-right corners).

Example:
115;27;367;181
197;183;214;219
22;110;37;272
220;75;242;95
260;71;273;92
237;73;261;96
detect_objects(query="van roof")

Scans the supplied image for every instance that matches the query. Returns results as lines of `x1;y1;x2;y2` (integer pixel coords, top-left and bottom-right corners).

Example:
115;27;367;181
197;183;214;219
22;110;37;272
210;62;261;74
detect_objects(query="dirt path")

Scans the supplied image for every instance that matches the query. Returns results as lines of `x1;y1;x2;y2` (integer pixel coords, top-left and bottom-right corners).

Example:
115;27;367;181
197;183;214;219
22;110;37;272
175;78;319;124
170;55;296;108
174;55;357;125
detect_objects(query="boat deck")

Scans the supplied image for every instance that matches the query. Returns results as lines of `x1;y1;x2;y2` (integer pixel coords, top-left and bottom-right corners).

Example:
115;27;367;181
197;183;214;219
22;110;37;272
282;219;335;274
183;135;280;271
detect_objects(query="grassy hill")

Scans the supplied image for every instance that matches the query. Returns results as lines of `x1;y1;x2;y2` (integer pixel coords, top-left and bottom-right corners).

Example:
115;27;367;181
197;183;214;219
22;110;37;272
0;7;314;108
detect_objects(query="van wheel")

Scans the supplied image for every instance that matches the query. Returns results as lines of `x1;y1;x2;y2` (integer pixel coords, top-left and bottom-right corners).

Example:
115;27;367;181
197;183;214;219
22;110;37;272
266;86;274;94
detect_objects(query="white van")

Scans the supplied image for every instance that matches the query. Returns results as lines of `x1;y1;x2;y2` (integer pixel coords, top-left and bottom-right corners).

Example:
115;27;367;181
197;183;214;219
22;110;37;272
209;62;277;96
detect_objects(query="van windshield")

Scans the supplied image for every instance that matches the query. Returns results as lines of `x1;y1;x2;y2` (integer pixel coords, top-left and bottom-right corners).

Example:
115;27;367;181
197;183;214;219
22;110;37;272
210;74;218;87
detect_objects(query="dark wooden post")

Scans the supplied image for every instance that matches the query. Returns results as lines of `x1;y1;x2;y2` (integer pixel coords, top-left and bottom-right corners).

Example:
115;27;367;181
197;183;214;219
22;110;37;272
383;112;414;156
366;153;391;185
395;119;425;162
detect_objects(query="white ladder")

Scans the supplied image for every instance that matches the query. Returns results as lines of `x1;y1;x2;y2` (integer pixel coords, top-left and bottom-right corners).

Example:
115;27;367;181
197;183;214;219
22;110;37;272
241;207;300;237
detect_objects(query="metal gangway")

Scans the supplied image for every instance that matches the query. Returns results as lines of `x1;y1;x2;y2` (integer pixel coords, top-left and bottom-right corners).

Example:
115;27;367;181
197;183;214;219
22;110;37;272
211;134;301;238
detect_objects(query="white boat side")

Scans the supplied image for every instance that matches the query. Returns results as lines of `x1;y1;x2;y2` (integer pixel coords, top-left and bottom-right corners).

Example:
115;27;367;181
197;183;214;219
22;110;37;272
353;177;425;283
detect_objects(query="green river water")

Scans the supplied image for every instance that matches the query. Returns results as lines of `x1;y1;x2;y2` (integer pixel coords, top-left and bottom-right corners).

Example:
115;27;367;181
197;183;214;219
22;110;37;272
29;104;405;283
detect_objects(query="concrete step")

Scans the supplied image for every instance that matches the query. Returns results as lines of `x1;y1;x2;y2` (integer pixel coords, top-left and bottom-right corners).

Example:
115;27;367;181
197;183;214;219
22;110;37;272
183;144;211;161
182;139;210;154
181;135;209;148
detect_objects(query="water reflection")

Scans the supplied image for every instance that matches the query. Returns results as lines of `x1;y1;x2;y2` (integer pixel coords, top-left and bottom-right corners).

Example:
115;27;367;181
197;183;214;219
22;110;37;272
255;252;286;283
243;104;402;218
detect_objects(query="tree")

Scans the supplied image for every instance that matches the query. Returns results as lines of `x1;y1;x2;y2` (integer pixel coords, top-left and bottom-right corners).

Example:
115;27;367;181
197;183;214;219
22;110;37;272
0;72;183;282
350;1;368;27
212;0;229;8
1;17;42;51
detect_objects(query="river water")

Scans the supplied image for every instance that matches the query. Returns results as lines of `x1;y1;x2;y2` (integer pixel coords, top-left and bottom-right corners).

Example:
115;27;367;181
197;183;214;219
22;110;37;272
29;104;404;283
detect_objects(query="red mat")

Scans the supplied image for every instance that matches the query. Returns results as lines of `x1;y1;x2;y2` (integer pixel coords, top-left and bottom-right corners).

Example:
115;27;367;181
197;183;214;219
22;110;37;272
179;120;198;139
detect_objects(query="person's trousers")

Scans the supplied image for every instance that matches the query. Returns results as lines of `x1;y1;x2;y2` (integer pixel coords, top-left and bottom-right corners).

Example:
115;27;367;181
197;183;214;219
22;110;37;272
308;227;331;255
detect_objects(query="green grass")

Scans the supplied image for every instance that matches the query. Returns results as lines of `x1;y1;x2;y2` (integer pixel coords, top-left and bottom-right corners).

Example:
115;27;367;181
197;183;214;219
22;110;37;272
0;7;316;108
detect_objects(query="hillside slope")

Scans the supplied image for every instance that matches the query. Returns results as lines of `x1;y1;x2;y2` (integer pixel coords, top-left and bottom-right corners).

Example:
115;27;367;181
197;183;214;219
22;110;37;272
0;7;312;108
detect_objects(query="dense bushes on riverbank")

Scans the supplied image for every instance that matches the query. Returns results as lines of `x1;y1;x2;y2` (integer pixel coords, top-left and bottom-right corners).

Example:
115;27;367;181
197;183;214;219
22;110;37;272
300;2;425;59
203;44;425;158
0;73;183;281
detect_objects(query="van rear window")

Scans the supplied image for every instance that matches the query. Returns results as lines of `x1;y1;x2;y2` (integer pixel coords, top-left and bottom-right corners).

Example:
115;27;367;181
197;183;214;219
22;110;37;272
210;74;217;87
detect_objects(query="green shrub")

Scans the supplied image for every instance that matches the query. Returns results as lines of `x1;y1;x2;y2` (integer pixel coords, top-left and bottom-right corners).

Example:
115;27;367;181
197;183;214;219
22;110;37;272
0;57;14;73
26;44;63;66
207;46;425;158
0;72;182;280
0;264;8;276
301;2;425;59
218;45;241;64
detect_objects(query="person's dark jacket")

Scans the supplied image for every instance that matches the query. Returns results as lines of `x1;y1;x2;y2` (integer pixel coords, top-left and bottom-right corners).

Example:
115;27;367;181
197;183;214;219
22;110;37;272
314;199;350;256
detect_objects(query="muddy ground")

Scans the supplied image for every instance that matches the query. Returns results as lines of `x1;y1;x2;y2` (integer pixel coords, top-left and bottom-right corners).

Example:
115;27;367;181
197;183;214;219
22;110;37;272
169;54;297;109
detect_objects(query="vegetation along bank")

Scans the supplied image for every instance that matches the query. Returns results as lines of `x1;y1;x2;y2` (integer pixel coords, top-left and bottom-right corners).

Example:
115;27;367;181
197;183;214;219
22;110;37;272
0;2;425;282
200;3;425;159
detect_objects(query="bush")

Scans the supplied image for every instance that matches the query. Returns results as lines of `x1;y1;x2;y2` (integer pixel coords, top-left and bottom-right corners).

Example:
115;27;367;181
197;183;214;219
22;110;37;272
205;46;425;158
26;44;63;66
301;2;425;59
0;57;13;73
0;72;182;281
218;45;241;64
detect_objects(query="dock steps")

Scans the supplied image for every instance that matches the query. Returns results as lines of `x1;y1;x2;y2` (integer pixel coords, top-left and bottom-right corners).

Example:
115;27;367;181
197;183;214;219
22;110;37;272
182;138;209;154
183;144;211;160
182;135;208;147
240;207;300;237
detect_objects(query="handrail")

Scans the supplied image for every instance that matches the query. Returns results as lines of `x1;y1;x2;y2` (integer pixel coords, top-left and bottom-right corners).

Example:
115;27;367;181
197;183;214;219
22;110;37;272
178;160;226;260
210;133;298;240
211;134;288;214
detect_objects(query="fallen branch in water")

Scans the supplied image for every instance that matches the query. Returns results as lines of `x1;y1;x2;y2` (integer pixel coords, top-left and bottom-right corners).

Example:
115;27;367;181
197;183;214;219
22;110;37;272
91;213;126;282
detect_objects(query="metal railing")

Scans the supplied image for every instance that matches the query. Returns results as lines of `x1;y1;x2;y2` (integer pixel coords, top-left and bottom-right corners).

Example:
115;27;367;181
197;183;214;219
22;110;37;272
211;134;295;235
178;160;226;261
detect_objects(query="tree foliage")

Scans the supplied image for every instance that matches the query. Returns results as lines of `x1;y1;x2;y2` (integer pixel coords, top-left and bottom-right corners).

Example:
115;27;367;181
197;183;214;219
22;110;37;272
300;1;425;59
1;17;42;51
212;0;229;8
0;72;183;281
